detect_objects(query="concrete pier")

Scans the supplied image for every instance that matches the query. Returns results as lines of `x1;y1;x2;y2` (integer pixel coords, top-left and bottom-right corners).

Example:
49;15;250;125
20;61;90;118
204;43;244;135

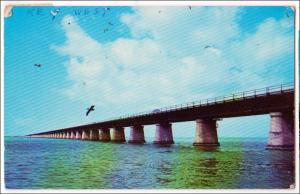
154;122;174;144
63;132;67;139
111;127;125;143
70;131;76;139
193;119;219;146
128;125;145;144
90;129;99;141
99;128;111;141
266;112;294;150
76;131;82;139
82;130;90;140
66;132;70;139
59;132;63;139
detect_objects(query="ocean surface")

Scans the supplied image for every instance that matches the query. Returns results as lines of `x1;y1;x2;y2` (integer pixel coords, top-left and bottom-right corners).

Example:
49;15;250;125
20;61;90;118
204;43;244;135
4;136;295;189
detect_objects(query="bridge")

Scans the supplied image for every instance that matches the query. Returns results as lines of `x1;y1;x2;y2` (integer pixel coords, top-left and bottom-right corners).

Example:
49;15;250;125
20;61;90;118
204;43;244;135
27;83;295;150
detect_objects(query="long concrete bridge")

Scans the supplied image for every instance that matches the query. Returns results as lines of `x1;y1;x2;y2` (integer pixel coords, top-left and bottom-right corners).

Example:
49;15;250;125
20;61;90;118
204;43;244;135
27;83;295;150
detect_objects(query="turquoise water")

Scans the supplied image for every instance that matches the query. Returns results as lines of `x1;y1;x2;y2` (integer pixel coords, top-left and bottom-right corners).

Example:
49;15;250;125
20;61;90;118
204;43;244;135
5;137;295;189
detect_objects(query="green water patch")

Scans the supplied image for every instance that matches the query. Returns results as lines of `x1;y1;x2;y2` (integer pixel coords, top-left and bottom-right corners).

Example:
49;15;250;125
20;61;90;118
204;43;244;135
37;140;118;189
158;140;244;189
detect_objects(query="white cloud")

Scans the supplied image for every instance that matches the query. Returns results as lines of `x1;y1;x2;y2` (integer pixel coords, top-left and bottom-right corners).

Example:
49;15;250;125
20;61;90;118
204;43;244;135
53;7;294;117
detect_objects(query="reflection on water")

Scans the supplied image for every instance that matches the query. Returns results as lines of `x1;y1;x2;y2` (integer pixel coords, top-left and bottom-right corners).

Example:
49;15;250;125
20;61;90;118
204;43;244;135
5;137;294;189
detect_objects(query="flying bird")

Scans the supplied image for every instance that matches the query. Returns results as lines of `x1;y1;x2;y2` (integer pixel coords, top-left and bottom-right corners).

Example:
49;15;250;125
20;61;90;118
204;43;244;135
50;9;60;20
86;105;95;116
34;64;42;68
204;45;212;49
108;22;114;26
103;28;109;33
102;7;111;17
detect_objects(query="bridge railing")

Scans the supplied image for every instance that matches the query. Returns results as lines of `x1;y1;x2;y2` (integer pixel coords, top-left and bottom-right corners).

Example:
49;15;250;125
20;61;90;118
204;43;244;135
101;83;294;122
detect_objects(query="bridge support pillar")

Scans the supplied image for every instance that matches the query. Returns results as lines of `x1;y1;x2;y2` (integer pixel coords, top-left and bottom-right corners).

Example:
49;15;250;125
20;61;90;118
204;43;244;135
267;112;294;150
90;129;99;141
193;119;220;146
70;131;76;139
59;132;63;139
111;127;126;143
129;125;145;144
76;131;82;139
99;128;111;141
154;122;174;144
82;130;90;140
66;132;70;139
63;132;67;139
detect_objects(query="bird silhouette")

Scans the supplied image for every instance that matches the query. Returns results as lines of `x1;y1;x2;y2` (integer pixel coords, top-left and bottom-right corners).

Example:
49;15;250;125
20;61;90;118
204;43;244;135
108;22;114;26
103;28;109;33
188;6;192;10
102;7;110;17
86;105;95;116
34;64;42;68
204;45;212;49
50;9;60;20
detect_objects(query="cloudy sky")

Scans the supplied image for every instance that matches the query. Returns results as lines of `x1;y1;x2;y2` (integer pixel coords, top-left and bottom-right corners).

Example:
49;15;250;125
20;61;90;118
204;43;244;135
4;6;294;140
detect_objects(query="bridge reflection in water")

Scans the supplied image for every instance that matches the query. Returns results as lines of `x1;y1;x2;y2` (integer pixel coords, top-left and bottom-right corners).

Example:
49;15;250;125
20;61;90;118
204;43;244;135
28;83;295;150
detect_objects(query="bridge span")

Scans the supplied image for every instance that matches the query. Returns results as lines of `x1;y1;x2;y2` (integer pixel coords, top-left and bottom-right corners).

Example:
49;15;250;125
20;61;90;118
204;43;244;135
27;83;295;150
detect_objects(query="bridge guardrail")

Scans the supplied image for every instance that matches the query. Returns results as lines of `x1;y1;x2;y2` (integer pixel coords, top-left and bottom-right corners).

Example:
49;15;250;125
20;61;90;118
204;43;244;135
101;82;294;122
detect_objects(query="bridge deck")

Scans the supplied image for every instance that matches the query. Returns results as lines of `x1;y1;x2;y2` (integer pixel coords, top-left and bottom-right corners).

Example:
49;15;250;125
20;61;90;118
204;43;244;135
29;83;294;135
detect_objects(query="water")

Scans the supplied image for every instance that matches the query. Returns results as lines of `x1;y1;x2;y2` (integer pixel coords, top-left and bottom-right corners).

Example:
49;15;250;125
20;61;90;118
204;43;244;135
5;137;295;189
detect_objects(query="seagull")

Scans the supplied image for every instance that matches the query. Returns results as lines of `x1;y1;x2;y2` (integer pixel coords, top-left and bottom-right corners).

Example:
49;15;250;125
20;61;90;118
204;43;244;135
50;9;60;20
34;64;42;68
204;45;212;49
103;28;109;33
102;7;110;17
86;105;95;116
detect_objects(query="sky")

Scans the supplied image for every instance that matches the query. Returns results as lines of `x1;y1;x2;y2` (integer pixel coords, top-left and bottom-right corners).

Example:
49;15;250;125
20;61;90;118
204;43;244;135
4;6;294;140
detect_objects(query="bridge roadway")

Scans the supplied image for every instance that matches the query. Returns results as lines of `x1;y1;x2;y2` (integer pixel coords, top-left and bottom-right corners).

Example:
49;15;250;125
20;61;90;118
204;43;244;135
28;83;295;150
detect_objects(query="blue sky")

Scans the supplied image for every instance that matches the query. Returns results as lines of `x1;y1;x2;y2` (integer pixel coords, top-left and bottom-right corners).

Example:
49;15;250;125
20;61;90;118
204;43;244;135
4;6;294;140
